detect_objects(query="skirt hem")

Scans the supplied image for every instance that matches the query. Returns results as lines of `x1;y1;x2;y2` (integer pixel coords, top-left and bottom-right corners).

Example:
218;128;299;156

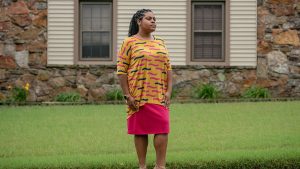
127;130;170;135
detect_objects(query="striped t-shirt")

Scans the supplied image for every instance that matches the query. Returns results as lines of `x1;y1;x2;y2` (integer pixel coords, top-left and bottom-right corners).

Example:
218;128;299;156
116;35;172;118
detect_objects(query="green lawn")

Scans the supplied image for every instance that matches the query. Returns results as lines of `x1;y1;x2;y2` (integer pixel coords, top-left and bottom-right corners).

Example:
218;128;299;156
0;101;300;168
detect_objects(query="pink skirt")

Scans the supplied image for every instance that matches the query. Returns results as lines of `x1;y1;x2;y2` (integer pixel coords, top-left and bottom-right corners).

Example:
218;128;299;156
127;103;170;135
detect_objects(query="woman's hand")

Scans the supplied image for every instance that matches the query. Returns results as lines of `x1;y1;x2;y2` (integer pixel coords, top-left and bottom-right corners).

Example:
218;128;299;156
164;92;171;108
127;95;139;111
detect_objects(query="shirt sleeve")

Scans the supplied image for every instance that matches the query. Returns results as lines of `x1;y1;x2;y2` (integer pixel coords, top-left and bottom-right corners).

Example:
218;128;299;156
117;38;132;75
166;55;172;71
163;40;172;71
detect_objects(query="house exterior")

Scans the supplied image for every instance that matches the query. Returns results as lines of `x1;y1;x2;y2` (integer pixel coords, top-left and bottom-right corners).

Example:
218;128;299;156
0;0;299;101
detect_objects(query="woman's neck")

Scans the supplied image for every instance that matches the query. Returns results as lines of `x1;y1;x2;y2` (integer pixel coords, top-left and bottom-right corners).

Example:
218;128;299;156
136;31;153;40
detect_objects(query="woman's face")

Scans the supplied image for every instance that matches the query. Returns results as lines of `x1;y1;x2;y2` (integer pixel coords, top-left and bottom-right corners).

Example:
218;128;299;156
138;12;156;33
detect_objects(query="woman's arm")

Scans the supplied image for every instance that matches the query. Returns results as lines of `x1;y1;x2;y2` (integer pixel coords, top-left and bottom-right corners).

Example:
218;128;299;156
117;74;138;111
118;74;130;96
166;70;172;94
164;70;172;108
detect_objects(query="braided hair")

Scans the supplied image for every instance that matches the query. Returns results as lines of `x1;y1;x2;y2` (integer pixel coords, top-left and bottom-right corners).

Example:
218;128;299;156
128;9;152;37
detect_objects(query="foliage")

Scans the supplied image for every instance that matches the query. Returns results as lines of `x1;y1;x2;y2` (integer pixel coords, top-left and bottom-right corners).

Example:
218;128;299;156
105;88;123;101
55;92;81;102
242;86;270;98
171;87;179;99
193;83;219;99
6;83;30;102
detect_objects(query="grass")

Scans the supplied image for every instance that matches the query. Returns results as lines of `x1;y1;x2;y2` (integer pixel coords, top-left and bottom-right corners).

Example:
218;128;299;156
0;101;300;168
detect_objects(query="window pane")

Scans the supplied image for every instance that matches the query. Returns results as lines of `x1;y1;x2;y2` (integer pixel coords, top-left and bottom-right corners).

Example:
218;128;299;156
82;32;110;59
92;18;101;30
91;32;101;58
101;5;110;18
82;5;91;18
82;4;111;31
88;4;111;31
213;5;222;30
82;5;91;30
92;5;101;17
194;32;222;59
194;4;222;30
82;19;92;31
99;32;110;58
101;18;111;30
82;32;92;58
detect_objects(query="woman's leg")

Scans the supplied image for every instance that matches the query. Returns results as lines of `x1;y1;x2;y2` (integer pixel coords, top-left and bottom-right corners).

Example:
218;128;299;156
153;134;168;169
134;134;149;168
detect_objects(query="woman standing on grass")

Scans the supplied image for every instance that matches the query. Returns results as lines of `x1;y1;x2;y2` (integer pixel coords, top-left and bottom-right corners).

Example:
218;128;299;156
117;9;172;169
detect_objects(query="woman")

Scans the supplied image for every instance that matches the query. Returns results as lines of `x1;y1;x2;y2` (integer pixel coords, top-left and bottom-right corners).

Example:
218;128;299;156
116;9;172;169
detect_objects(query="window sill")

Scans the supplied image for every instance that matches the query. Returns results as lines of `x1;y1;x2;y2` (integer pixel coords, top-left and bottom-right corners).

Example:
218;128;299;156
75;60;116;65
172;65;256;70
187;60;229;66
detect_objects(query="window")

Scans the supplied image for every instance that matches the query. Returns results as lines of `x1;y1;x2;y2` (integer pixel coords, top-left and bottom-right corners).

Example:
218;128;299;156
192;1;225;62
80;1;112;60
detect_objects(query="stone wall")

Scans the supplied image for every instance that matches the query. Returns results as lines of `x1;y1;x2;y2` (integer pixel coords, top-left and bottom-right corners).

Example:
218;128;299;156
0;0;47;69
0;0;300;102
0;65;119;101
256;0;300;97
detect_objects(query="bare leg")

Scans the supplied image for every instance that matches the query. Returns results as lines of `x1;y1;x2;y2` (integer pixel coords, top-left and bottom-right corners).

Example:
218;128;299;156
134;134;149;168
153;134;168;169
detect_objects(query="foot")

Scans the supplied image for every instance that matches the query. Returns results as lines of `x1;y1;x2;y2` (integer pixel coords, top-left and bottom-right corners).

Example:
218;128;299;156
139;165;147;169
154;165;166;169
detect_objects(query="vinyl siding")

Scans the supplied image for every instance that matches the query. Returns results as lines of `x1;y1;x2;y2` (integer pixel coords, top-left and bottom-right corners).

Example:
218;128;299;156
48;0;74;65
229;0;257;66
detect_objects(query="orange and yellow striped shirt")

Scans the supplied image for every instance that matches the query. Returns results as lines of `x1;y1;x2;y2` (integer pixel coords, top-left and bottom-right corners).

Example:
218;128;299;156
116;35;172;118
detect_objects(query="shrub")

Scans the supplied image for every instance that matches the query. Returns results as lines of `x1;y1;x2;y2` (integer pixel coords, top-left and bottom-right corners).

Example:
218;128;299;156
105;88;123;101
55;92;81;102
242;86;270;98
193;83;219;99
6;83;30;102
171;87;179;99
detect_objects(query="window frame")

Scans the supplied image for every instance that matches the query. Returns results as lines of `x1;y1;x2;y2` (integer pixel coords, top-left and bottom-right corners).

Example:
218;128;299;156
187;0;230;66
192;2;225;62
74;0;116;65
79;1;112;61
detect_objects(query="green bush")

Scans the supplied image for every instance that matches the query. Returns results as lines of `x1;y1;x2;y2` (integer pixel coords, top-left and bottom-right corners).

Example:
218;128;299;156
105;88;123;101
6;83;30;102
171;87;179;99
55;92;81;102
11;87;28;102
193;83;219;99
242;86;270;98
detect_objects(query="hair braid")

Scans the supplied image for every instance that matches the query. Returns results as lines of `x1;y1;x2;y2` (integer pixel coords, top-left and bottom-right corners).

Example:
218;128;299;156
128;9;152;37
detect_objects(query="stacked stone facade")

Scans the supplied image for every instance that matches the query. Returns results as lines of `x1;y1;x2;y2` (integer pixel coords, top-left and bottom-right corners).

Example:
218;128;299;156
0;0;299;101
